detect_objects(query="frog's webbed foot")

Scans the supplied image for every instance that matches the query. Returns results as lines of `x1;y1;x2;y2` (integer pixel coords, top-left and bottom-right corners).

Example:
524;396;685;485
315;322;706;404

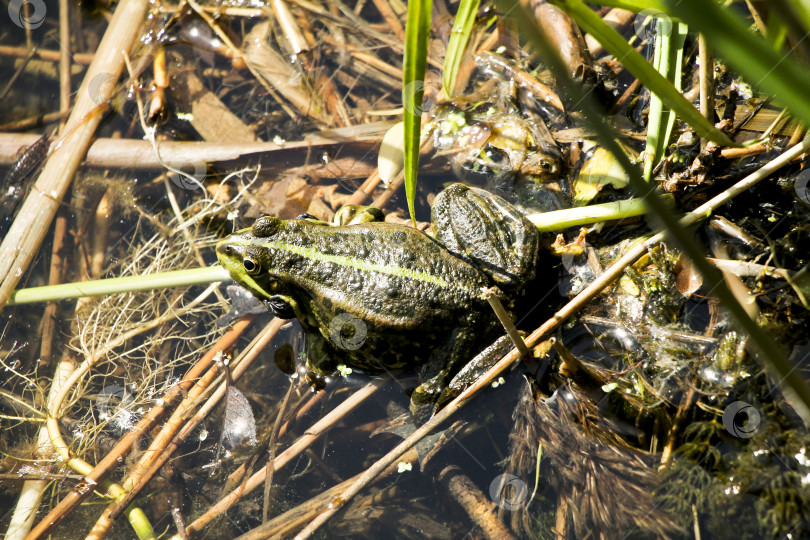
409;370;446;425
432;183;539;289
374;404;467;469
409;326;472;423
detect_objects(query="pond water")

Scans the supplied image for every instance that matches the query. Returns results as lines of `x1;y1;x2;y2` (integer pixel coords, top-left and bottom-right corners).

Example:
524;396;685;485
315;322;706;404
1;2;810;539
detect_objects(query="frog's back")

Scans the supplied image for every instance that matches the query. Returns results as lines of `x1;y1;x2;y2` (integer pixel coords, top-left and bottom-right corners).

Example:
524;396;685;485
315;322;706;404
276;221;491;330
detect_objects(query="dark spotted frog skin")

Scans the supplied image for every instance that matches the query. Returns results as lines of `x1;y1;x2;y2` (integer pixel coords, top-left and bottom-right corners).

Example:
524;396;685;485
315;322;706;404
216;183;538;419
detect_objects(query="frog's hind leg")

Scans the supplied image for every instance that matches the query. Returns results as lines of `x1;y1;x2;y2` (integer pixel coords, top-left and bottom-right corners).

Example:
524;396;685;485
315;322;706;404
409;325;475;423
432;183;539;289
436;335;514;411
410;334;514;422
409;324;509;423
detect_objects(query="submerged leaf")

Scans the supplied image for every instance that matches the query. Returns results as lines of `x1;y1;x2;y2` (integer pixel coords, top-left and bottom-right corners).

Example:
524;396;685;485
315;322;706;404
221;386;257;450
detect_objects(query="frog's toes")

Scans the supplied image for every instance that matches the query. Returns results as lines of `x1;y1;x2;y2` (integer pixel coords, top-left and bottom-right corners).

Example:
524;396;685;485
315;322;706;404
409;386;439;425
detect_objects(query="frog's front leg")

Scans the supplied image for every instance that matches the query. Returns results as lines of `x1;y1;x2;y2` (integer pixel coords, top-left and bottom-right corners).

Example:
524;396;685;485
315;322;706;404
302;326;340;390
432;183;539;290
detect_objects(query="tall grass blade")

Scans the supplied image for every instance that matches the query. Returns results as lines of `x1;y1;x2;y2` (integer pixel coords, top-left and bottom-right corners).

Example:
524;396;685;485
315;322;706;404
586;0;666;11
663;0;810;129
403;0;433;223
443;0;480;96
643;17;688;181
551;0;733;146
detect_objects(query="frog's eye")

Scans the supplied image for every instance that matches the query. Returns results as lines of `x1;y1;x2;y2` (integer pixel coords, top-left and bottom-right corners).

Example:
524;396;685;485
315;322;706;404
482;144;508;164
243;256;261;275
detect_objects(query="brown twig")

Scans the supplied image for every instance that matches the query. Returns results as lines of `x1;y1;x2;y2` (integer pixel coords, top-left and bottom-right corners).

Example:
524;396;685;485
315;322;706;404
58;0;71;127
0;45;94;65
698;34;714;150
178;378;388;538
0;111;70;131
0;133;382;170
92;318;284;534
659;387;697;468
369;0;405;41
234;447;420;540
439;465;517;540
25;315;256;540
86;360;223;538
263;378;296;523
0;47;38;101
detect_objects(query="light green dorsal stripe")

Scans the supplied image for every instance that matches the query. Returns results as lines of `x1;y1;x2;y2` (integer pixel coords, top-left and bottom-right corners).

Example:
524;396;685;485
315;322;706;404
235;238;450;288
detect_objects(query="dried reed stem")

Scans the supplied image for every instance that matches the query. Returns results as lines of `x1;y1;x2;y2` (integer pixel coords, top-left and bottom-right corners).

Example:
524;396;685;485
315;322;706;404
178;378;388;537
25;315;255;539
0;0;150;310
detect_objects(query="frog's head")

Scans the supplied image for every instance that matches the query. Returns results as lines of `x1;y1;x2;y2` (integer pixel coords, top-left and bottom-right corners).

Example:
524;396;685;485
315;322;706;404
216;215;303;319
521;149;562;178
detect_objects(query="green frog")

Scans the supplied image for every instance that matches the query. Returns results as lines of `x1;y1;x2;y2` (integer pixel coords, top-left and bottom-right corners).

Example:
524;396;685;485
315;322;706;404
216;183;539;420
